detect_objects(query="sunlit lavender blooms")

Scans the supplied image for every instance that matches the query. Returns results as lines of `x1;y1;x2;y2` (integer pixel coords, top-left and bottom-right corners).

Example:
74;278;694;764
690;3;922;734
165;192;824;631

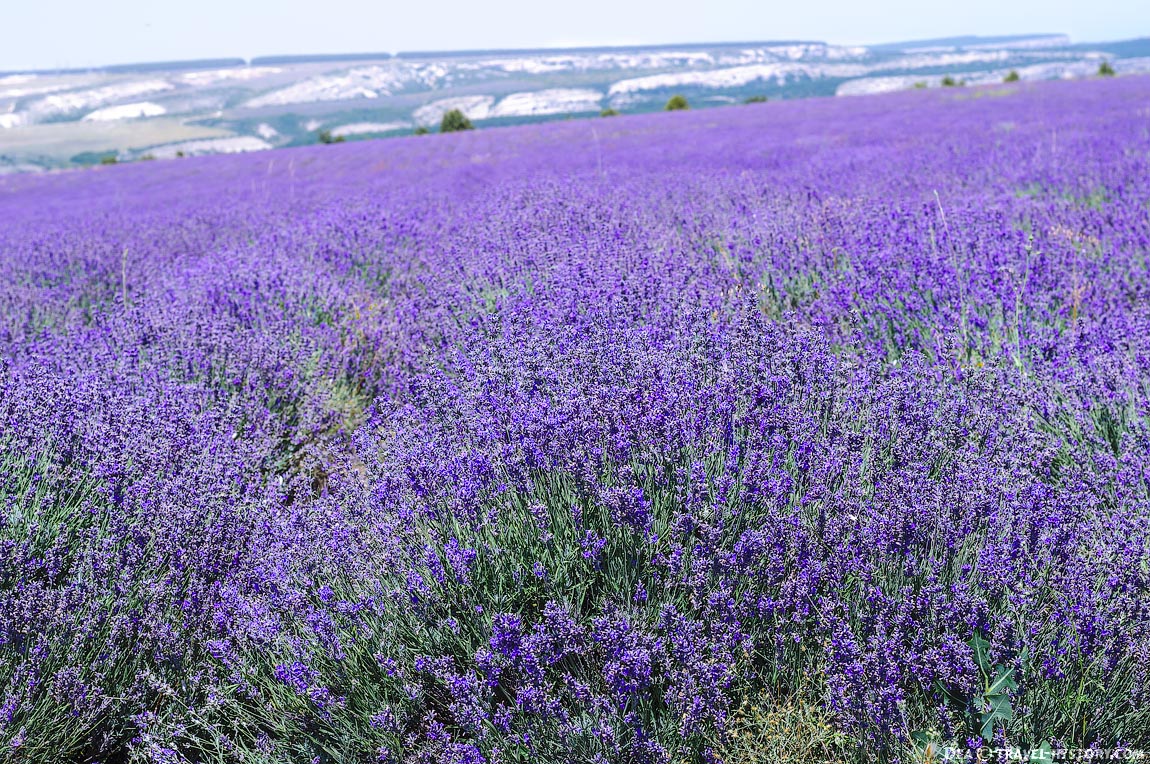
1;76;1149;762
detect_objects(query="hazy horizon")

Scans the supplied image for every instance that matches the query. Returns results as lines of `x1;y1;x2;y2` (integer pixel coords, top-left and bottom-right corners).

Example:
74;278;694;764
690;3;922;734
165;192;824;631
4;0;1148;72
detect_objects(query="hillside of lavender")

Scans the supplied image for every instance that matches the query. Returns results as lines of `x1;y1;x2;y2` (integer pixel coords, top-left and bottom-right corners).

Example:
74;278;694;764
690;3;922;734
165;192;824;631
2;75;1150;762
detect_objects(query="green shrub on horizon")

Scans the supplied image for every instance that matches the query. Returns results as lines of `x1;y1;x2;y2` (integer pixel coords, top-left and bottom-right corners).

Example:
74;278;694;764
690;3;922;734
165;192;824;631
665;94;690;111
600;108;619;117
440;108;474;133
1004;70;1021;83
1098;61;1116;77
745;95;768;104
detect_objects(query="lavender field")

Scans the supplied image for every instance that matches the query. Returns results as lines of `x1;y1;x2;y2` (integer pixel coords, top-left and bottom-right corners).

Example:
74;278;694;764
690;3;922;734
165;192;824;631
2;75;1150;763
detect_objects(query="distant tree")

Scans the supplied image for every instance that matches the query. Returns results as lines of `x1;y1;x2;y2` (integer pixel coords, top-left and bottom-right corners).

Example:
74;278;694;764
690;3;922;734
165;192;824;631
414;126;430;135
99;155;118;165
744;95;768;104
941;76;961;87
1004;70;1021;83
440;109;474;133
175;150;186;158
913;81;928;89
600;108;619;117
664;95;689;111
1098;60;1116;77
139;154;156;161
317;129;345;144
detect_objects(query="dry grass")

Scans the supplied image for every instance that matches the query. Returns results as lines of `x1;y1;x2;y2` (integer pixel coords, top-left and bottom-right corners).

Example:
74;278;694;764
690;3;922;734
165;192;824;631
0;118;229;161
718;692;855;764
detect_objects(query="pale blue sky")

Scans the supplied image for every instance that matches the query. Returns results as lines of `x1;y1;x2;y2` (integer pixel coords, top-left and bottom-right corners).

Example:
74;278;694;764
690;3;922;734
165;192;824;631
3;0;1147;71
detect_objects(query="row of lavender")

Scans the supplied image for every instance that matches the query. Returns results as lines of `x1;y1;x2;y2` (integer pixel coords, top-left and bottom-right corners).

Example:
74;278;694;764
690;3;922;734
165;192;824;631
2;77;1149;762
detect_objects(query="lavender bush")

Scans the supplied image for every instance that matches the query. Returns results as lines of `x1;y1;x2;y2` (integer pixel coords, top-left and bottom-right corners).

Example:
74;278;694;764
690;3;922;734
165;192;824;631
1;76;1149;763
